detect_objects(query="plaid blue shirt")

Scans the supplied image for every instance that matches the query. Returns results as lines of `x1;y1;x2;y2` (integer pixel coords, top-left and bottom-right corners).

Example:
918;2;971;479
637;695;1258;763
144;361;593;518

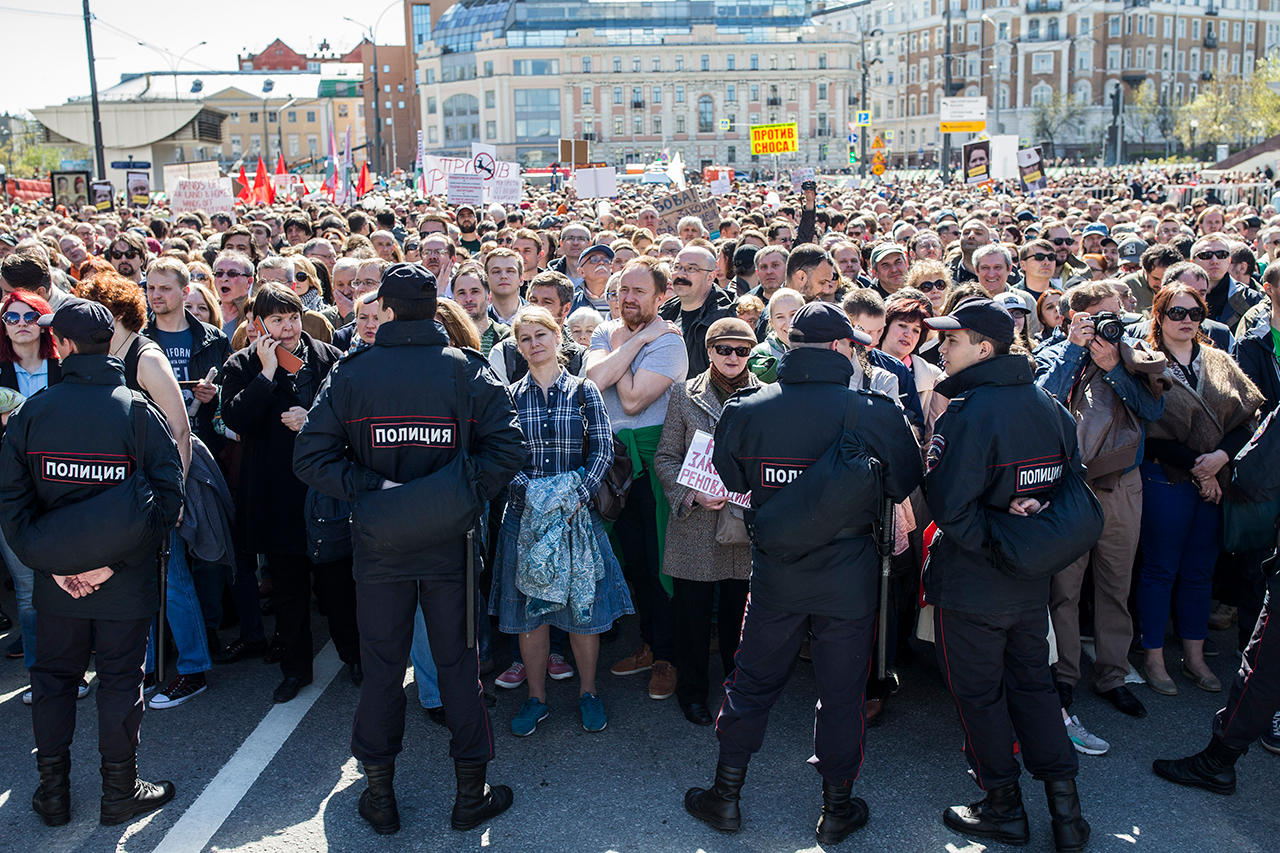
509;369;613;507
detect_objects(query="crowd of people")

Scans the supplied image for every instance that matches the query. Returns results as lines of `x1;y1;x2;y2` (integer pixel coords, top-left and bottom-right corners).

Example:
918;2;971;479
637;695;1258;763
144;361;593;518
0;166;1278;844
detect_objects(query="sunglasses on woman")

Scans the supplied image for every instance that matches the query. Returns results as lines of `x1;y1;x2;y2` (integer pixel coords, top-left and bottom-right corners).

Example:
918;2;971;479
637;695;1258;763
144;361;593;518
295;271;310;283
712;344;752;357
190;272;209;282
1193;250;1229;260
2;310;40;325
1163;306;1206;322
915;279;947;292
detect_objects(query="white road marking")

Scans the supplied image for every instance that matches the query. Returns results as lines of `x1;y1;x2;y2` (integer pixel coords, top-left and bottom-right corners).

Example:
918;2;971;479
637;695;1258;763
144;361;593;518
152;642;343;853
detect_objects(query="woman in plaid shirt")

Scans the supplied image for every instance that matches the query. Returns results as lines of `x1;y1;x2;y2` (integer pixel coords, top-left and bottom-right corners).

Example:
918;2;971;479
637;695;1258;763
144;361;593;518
489;306;633;737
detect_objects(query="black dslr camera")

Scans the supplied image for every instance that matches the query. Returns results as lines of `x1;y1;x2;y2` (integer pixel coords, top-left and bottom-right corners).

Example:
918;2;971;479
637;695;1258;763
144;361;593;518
1091;312;1125;344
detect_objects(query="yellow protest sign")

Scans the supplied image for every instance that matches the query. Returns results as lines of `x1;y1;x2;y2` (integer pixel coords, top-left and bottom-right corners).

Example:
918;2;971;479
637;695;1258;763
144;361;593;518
749;123;799;156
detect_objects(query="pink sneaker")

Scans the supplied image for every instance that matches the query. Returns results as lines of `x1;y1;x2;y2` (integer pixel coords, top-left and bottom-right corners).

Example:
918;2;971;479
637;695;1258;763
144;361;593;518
494;662;526;689
547;653;575;681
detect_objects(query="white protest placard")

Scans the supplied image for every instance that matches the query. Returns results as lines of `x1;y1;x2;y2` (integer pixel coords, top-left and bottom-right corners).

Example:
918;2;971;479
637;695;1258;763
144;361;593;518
471;142;497;162
676;430;751;509
163;160;220;190
447;173;485;205
170;178;235;215
789;167;815;186
423;154;522;201
709;177;731;196
574;166;617;199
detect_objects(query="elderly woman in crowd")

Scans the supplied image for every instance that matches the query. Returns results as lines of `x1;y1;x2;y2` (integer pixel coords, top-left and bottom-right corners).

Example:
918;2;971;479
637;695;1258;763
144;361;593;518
747;287;804;384
880;290;947;433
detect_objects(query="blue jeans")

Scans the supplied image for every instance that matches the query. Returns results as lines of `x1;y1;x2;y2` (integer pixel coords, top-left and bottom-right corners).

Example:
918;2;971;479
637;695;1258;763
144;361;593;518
411;604;440;709
146;531;212;676
0;527;37;668
1137;462;1221;648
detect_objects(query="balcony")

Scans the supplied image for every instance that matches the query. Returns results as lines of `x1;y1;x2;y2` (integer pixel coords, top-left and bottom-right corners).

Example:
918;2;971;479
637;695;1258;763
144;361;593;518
582;132;597;141
631;99;645;108
767;97;782;106
1026;0;1063;11
1204;34;1218;48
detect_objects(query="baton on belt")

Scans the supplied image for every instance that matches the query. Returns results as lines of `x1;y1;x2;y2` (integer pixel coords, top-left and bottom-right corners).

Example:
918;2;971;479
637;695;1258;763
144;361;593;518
876;497;895;681
156;538;170;684
465;529;476;649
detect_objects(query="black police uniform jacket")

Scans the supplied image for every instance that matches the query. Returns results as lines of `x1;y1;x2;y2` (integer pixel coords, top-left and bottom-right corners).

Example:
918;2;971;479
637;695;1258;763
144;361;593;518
922;354;1084;616
293;319;525;583
0;354;184;620
220;332;342;555
712;347;922;619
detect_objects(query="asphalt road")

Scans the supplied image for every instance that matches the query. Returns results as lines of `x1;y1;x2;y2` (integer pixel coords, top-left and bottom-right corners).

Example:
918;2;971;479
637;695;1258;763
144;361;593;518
0;590;1276;853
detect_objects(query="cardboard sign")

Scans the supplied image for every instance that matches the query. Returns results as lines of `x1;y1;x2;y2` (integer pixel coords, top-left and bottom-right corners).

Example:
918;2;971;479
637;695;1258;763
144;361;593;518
709;177;731;196
654;188;721;239
446;173;485;205
574;166;617;199
676;430;751;508
789;167;815;186
749;122;799;156
162;160;220;189
170;177;235;215
558;138;589;166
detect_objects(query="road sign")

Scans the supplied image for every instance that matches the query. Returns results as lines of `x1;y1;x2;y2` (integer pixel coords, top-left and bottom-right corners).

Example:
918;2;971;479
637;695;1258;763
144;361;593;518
939;96;987;133
871;136;885;150
872;163;886;176
719;118;731;132
110;160;151;170
856;111;871;127
848;133;858;144
885;130;895;142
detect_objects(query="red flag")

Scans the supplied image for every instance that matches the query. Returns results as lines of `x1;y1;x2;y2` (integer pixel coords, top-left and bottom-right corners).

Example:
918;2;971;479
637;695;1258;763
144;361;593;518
236;165;252;201
251;155;273;204
356;161;371;197
274;153;287;175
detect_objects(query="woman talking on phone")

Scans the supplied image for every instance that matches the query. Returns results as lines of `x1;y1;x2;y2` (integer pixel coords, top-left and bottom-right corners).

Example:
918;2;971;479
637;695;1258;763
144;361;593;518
220;283;359;704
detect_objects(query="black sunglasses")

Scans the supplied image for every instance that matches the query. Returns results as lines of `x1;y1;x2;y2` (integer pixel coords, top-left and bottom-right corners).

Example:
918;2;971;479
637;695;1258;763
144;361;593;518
1194;250;1230;260
1023;252;1055;262
108;248;140;260
214;269;250;278
712;344;752;357
295;271;310;282
2;310;40;325
1050;238;1072;246
1163;306;1206;322
916;279;947;292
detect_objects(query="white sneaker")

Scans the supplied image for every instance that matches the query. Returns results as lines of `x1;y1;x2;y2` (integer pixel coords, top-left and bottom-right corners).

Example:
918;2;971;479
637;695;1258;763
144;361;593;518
1065;715;1109;756
23;680;89;705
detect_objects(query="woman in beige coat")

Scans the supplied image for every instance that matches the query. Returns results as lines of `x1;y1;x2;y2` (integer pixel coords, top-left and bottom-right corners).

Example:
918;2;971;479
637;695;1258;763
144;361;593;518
654;318;759;727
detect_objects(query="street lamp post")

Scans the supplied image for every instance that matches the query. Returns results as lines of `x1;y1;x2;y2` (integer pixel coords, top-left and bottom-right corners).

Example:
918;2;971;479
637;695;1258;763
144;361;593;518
941;0;954;182
346;1;399;176
136;39;207;100
261;79;275;163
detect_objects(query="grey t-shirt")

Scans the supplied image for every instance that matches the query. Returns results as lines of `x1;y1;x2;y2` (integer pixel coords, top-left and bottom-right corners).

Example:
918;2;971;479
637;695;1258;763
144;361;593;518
589;319;689;431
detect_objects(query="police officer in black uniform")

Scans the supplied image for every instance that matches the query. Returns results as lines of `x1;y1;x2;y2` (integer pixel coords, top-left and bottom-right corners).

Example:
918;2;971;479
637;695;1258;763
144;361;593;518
921;298;1091;853
294;264;525;835
1153;409;1280;794
683;302;922;845
0;298;185;827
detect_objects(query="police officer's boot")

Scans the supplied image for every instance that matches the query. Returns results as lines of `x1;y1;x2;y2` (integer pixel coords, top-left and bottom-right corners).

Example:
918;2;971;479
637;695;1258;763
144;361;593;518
683;762;747;833
1152;736;1241;795
450;760;513;831
32;752;71;827
942;780;1030;845
1044;779;1090;852
357;763;400;834
815;779;869;844
99;755;175;826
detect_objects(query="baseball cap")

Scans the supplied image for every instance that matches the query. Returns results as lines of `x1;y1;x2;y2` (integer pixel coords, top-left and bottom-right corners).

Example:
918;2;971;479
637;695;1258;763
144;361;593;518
705;317;758;346
0;233;17;247
931;210;958;225
1242;215;1264;229
1118;237;1148;264
733;244;758;270
923;297;1015;345
1015;209;1037;223
378;262;437;301
994;292;1031;315
579;244;614;265
38;297;115;342
869;243;907;267
1082;223;1110;237
790;301;873;346
454;204;476;215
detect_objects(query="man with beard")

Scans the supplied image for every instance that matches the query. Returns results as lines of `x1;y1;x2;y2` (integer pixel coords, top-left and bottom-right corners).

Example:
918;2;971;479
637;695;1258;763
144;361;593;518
455;206;482;254
212;251;254;340
659;243;736;375
786;244;837;304
421;233;456;298
586;257;688;705
106;232;148;285
452;262;510;358
869;244;909;297
1043;220;1091;284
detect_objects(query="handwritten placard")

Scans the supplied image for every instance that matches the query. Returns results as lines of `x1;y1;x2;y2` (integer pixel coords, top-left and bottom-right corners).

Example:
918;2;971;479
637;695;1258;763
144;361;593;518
676;430;751;508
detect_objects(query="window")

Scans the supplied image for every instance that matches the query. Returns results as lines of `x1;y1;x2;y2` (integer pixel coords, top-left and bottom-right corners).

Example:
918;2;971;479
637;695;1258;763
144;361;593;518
675;85;685;103
513;59;559;75
818;83;827;100
483;60;493;77
1178;18;1186;37
1031;82;1053;106
653;116;662;135
428;126;438;143
727;115;736;131
750;54;759;70
383;84;390;93
308;135;318;156
818;54;827;70
727;55;736;70
513;89;560;139
286;110;296;123
249;112;259;123
675;115;686;133
613;86;623;104
230;135;242;156
398;100;405;109
426;97;436;115
582;56;591;72
633;115;643;134
305;110;316;122
486;121;496;139
653;57;661;71
701;55;710;71
397;84;404;93
727;145;736;163
384;101;391;111
653;86;662;104
633;56;641;72
1107;47;1121;70
675;55;684;71
613;57;621;72
339;103;349;117
614;116;624;135
727;84;737;102
788;84;797;101
582;86;593;106
229;111;240;123
750;84;760;102
287;133;299;156
1109;15;1121;37
632;86;642;104
698;95;715;133
382;64;390;74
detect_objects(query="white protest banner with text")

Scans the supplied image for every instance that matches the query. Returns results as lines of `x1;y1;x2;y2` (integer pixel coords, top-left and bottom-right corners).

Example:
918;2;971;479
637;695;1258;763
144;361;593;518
676;430;750;509
447;173;485;205
170;178;235;215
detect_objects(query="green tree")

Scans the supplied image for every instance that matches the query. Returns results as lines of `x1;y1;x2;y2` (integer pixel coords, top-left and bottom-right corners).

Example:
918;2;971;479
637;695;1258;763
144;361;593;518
1126;80;1174;152
1032;93;1088;157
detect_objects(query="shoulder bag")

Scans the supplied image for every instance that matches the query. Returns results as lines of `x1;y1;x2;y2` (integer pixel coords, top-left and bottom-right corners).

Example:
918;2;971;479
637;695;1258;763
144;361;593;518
577;381;634;522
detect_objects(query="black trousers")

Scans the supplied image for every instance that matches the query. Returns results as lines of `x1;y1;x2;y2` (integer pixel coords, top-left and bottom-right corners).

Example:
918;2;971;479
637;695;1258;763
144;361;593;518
1215;589;1280;751
351;577;493;766
671;577;749;706
31;613;151;763
612;475;674;660
716;597;875;784
266;551;360;678
934;606;1078;790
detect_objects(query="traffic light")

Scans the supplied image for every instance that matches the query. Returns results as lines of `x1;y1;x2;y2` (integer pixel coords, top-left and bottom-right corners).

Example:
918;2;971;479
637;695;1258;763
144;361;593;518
848;146;858;164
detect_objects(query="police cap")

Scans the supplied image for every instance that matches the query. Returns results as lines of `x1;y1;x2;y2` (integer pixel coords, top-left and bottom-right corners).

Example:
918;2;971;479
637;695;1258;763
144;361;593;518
38;297;114;343
924;297;1015;345
790;301;873;346
379;262;437;301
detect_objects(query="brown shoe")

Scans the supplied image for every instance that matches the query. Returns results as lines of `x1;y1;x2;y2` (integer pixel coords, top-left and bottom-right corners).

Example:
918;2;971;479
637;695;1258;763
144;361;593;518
610;643;653;677
865;697;885;727
648;661;676;700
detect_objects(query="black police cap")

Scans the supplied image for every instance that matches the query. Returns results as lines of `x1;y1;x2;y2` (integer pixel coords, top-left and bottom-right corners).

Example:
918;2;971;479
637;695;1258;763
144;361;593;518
38;297;114;342
789;301;873;346
379;263;437;301
923;297;1015;345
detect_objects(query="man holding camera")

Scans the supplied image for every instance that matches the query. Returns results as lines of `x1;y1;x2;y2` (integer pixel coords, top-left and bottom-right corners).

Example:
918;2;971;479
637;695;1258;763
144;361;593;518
1036;283;1166;720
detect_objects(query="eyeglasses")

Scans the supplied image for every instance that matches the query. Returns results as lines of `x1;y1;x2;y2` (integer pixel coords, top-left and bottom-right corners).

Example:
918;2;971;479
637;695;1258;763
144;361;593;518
915;279;947;292
295;271;310;283
354;278;381;289
214;269;250;278
673;264;714;275
2;310;40;325
1023;253;1055;262
712;344;752;357
1163;306;1206;322
190;272;209;281
1194;250;1230;260
422;249;449;257
107;248;140;260
1050;238;1073;246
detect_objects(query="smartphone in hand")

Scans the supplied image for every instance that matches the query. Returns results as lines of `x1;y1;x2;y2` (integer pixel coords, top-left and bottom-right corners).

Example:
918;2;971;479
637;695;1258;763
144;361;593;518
255;317;303;374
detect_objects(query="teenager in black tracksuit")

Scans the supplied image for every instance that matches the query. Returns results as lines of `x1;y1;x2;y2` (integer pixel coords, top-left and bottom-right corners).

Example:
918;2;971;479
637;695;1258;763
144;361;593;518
0;299;184;828
921;298;1090;853
683;302;921;846
294;264;525;835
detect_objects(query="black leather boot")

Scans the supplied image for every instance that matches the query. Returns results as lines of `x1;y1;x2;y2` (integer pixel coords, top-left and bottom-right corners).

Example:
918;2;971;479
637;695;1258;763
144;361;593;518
1044;779;1090;852
99;756;175;826
450;760;513;831
32;752;70;827
815;779;868;844
1152;736;1241;795
684;762;747;833
357;763;400;834
942;780;1030;845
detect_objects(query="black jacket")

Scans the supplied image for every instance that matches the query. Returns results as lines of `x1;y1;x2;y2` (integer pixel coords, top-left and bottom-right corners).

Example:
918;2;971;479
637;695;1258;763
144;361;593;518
713;347;922;619
332;321;356;353
293;319;525;582
220;332;342;554
923;354;1084;616
0;355;184;620
1234;323;1280;417
142;310;232;451
659;287;738;377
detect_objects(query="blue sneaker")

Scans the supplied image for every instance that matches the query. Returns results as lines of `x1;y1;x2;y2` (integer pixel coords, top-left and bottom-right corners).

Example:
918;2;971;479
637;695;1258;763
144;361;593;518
579;692;607;732
511;698;549;737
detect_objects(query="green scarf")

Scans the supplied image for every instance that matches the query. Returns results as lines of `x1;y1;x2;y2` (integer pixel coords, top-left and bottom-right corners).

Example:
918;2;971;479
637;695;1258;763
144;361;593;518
609;424;673;596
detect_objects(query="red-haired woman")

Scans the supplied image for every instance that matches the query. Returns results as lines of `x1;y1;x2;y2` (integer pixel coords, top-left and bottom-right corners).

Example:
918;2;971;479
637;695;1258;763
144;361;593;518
0;288;61;675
